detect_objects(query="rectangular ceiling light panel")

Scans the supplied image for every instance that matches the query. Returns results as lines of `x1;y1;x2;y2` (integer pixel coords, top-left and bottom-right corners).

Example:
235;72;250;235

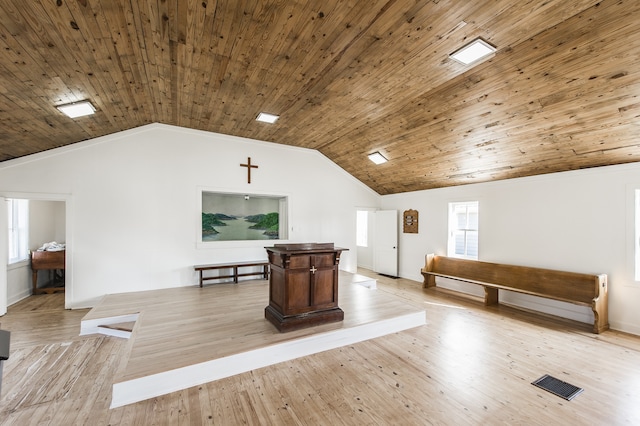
368;151;388;164
450;38;496;65
256;112;280;123
57;101;96;118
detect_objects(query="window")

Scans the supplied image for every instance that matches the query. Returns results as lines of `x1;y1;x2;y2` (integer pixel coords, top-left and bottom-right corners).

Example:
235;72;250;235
7;198;29;264
448;201;478;259
356;210;368;247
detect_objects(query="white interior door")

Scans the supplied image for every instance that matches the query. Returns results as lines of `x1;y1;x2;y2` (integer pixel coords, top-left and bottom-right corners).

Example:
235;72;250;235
373;210;398;277
0;197;7;315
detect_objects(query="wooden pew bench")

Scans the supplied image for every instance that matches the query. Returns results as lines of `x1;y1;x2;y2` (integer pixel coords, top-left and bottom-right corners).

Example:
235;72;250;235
420;254;608;334
194;261;269;287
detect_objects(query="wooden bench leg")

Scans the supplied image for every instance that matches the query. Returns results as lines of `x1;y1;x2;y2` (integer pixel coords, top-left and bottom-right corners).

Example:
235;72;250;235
422;254;436;288
592;275;609;333
484;287;498;306
423;274;436;288
592;306;608;334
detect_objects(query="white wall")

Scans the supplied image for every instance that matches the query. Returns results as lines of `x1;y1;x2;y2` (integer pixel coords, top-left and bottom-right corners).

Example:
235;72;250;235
31;200;66;245
6;263;30;306
382;163;640;335
0;124;379;309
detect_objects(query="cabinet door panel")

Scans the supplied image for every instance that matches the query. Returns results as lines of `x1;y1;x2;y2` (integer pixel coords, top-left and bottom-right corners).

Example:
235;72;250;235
313;269;336;305
286;269;311;311
269;268;285;310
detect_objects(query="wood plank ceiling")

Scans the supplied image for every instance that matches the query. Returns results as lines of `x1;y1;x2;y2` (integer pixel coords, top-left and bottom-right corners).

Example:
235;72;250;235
1;0;639;194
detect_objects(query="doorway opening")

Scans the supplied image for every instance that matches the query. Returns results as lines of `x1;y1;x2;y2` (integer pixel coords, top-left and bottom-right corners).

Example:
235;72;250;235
3;194;70;314
356;209;398;277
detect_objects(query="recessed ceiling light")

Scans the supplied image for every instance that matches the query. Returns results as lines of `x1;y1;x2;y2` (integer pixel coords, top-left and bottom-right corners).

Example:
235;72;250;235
256;112;279;124
56;101;96;118
368;151;388;165
450;38;496;65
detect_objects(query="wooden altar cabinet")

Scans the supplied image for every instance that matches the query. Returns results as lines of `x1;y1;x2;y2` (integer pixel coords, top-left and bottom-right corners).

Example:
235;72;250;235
265;243;346;332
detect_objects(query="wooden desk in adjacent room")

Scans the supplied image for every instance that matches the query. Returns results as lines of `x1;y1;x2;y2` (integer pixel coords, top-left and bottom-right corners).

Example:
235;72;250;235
31;250;65;294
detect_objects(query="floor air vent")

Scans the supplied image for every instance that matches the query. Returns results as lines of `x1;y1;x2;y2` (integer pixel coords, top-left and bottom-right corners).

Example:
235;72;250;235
532;374;584;400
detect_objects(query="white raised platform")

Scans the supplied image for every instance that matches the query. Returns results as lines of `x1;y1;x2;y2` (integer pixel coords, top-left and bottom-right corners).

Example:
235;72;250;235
80;313;138;338
81;271;425;408
351;273;377;289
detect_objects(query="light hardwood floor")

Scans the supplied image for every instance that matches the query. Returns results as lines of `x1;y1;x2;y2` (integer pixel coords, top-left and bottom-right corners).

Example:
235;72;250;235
1;270;640;425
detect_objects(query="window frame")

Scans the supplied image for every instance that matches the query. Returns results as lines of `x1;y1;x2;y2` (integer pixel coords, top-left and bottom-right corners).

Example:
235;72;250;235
7;198;29;264
448;201;479;260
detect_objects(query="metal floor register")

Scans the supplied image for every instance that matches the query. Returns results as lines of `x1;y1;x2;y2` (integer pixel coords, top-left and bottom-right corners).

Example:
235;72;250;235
531;374;584;401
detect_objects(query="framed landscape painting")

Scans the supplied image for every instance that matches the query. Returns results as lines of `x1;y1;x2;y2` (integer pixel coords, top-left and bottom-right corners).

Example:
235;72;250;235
201;191;288;242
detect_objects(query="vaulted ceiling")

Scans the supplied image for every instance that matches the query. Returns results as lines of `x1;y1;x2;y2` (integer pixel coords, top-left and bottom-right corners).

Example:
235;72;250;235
1;0;639;194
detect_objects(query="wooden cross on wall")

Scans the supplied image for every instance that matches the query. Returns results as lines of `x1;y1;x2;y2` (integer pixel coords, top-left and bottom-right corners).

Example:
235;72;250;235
240;157;258;183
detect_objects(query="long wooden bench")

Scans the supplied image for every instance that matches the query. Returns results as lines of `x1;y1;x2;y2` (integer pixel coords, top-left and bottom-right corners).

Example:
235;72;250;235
194;261;269;287
420;254;608;334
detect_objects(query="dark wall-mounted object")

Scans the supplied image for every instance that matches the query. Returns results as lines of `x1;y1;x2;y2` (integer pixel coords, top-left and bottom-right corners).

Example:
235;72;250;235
403;209;418;233
0;329;10;397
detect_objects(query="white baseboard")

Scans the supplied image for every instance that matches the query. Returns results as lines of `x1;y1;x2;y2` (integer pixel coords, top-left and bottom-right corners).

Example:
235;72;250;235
7;289;31;307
